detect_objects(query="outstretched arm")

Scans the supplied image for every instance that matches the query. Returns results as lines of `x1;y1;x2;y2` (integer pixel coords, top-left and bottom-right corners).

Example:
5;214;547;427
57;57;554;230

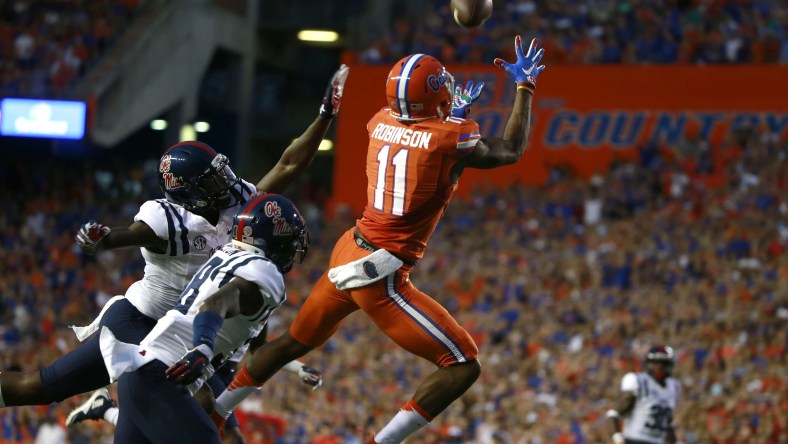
76;220;167;254
165;277;263;385
255;65;349;194
453;36;545;172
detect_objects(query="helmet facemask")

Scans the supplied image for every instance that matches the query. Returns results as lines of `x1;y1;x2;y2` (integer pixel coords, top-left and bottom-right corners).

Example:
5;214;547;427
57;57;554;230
645;346;675;382
195;154;241;211
270;225;309;274
439;68;455;120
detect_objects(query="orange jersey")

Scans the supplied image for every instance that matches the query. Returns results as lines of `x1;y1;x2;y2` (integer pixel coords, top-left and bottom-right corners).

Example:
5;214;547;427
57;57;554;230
356;108;481;264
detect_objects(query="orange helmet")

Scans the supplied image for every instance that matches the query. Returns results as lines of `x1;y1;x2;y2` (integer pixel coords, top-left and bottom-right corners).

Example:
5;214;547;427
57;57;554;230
385;54;455;121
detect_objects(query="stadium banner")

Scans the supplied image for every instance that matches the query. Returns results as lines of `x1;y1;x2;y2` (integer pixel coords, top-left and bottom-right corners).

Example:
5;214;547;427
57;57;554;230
333;65;788;214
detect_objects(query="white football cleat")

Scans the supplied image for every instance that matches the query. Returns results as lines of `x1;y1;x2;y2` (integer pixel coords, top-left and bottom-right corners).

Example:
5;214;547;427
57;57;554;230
66;388;116;427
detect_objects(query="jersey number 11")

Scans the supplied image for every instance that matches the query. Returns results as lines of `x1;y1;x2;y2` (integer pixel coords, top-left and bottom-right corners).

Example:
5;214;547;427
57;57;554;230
373;144;410;216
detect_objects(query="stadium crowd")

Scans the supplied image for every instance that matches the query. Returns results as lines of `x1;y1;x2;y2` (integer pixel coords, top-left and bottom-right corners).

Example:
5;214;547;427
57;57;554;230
1;120;786;443
356;0;788;64
0;0;140;98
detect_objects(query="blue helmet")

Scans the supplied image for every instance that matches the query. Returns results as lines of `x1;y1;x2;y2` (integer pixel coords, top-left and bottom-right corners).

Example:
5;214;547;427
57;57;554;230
645;345;675;365
231;194;309;273
158;141;242;212
645;345;674;381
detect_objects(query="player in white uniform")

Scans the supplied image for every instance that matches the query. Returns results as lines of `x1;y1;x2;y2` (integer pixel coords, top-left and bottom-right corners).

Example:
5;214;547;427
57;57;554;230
106;194;308;444
607;346;680;444
0;66;348;442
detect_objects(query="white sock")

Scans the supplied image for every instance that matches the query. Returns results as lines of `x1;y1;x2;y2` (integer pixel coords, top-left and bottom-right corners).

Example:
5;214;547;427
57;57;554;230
0;373;5;408
104;406;119;425
374;400;432;444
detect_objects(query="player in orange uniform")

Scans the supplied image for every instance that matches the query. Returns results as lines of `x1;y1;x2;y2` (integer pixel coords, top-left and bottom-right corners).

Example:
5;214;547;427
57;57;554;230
205;36;546;443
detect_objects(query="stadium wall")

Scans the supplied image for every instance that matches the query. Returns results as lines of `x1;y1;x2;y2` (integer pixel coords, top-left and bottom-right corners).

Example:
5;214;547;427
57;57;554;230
332;65;788;214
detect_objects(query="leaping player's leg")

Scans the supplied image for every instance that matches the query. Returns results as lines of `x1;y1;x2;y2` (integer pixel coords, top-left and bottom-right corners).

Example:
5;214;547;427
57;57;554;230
353;271;481;444
0;335;108;406
1;298;157;408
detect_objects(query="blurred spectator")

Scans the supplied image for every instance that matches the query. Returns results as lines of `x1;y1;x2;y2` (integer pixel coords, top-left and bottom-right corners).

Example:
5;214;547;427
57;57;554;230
0;0;141;97
0;119;786;442
355;0;788;66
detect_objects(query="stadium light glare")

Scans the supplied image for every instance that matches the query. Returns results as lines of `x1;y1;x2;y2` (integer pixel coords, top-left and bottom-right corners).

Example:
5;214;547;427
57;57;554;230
150;119;168;131
179;124;196;142
318;139;333;151
297;30;339;43
194;121;211;133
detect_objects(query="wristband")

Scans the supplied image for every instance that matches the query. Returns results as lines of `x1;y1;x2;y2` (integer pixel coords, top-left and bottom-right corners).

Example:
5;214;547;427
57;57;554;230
606;409;620;418
282;360;304;374
516;82;535;95
192;311;224;348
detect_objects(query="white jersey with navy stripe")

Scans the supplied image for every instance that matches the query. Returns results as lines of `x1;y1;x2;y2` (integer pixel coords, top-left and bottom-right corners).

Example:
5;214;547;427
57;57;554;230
621;372;680;443
125;180;257;320
139;244;285;392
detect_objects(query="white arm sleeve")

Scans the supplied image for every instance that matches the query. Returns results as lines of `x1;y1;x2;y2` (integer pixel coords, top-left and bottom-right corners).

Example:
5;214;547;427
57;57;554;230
621;372;639;393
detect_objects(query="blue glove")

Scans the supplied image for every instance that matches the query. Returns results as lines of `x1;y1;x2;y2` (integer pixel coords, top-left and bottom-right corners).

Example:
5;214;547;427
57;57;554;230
319;64;350;119
451;80;485;118
165;344;213;385
494;36;545;89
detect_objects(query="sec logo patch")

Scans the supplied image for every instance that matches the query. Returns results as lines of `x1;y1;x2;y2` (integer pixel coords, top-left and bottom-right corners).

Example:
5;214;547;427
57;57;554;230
193;235;207;250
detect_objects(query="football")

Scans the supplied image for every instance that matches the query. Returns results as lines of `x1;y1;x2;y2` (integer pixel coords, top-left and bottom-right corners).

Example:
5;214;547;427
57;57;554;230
451;0;493;28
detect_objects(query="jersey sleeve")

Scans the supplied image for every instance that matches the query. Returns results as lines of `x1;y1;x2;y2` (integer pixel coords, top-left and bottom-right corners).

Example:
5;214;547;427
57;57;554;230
232;256;287;308
134;200;172;242
236;179;258;199
621;372;639;393
448;118;481;157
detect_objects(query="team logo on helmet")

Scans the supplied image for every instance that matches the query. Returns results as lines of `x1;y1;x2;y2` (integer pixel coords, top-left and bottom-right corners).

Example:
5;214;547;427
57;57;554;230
264;200;282;218
159;155;172;173
273;217;294;236
162;172;183;190
427;69;451;92
264;200;294;236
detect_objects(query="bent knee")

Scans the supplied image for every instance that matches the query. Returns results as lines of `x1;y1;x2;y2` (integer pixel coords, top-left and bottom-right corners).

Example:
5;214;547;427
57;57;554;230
2;371;55;405
442;359;481;388
275;333;313;358
462;359;482;382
